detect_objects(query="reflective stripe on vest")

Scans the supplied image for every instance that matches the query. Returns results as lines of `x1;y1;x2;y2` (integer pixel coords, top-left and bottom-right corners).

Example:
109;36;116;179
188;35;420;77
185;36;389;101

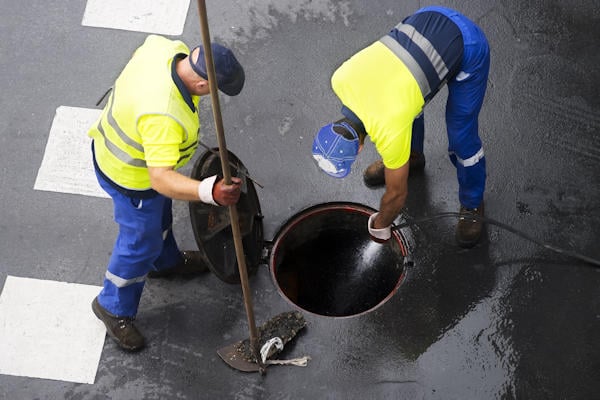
331;41;424;169
89;35;200;190
379;22;451;102
95;88;147;169
94;87;198;170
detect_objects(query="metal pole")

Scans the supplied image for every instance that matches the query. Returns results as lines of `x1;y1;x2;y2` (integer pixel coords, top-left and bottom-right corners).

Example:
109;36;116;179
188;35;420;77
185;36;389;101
196;0;263;370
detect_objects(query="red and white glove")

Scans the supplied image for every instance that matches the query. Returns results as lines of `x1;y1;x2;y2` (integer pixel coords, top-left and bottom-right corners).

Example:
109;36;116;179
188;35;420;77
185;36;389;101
368;212;391;243
198;175;241;206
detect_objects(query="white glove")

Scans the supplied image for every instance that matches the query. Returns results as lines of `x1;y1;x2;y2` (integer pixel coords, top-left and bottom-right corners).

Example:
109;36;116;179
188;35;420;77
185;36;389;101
197;175;219;206
368;212;391;243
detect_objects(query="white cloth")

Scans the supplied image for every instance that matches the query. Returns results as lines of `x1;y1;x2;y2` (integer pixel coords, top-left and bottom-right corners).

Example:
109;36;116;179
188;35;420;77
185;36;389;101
368;212;391;241
197;175;219;205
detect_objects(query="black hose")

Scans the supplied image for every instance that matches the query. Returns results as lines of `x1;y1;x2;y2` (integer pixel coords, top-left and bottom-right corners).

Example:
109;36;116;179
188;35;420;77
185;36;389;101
392;212;600;268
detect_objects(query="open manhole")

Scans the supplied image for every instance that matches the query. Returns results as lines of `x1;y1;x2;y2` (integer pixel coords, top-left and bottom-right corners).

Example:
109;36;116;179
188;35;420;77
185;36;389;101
189;150;411;317
269;203;409;318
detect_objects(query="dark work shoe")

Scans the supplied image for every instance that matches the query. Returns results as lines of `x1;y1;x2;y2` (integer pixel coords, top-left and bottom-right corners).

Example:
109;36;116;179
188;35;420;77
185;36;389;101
363;160;385;188
455;203;485;248
147;251;208;278
363;153;426;188
409;152;426;173
92;297;145;352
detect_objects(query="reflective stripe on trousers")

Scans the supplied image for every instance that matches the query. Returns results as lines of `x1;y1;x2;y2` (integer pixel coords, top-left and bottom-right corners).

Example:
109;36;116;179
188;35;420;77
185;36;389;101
410;7;490;209
94;167;183;316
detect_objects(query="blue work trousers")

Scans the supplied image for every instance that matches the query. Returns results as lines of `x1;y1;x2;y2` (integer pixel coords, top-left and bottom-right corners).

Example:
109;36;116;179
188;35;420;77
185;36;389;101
411;6;490;209
95;169;183;317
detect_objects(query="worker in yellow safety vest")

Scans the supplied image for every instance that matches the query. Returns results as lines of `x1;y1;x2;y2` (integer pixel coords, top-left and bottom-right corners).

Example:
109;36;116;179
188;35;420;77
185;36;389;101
89;34;245;352
312;6;490;248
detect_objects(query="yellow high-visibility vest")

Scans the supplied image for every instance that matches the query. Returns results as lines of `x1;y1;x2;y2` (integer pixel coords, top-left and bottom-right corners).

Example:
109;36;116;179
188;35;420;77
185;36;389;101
332;40;424;169
89;35;200;190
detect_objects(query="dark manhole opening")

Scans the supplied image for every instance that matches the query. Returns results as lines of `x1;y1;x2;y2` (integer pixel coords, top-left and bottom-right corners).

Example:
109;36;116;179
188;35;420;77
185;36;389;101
270;203;409;318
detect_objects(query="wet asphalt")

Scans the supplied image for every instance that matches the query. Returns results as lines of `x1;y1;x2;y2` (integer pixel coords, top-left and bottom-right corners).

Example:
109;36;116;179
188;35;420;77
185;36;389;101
1;1;599;399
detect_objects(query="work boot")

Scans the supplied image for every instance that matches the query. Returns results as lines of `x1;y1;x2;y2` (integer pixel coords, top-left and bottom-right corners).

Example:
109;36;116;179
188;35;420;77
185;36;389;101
147;251;208;278
363;160;385;188
363;153;427;188
92;297;145;352
455;203;485;248
409;152;426;173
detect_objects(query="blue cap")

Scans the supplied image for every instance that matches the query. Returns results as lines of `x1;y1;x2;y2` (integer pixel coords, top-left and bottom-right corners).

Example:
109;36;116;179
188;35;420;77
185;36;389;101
312;122;359;178
190;43;245;96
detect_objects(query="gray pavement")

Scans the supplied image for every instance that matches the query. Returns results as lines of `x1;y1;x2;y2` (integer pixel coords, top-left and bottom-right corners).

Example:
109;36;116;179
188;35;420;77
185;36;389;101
1;0;599;399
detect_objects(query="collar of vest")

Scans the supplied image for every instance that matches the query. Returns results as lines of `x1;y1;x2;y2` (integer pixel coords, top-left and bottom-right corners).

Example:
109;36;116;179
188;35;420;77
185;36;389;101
171;53;196;112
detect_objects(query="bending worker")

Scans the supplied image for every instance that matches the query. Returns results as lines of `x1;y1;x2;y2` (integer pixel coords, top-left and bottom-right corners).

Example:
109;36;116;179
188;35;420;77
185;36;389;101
88;34;245;351
312;6;490;248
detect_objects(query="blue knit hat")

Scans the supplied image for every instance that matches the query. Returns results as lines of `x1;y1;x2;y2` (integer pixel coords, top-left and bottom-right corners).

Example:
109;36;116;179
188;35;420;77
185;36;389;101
312;122;359;178
189;43;245;96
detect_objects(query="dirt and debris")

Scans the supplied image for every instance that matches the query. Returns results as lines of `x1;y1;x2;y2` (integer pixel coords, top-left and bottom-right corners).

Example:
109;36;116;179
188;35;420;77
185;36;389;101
234;311;306;363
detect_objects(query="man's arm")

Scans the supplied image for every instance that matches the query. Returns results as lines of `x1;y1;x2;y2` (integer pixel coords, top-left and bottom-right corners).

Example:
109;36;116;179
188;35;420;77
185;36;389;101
148;166;240;205
141;115;240;205
373;162;409;228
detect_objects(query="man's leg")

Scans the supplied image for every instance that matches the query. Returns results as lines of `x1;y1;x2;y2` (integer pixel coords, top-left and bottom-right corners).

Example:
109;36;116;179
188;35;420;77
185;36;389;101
445;16;490;247
99;194;166;316
147;197;208;278
92;171;167;350
151;197;183;272
410;113;426;172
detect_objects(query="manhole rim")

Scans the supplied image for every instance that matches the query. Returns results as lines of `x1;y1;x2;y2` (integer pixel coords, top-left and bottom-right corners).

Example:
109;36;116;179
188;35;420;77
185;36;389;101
269;201;410;319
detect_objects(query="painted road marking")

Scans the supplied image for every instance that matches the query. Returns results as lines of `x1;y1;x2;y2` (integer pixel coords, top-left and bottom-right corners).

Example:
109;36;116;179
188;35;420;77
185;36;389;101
82;0;190;35
0;276;105;384
34;106;108;199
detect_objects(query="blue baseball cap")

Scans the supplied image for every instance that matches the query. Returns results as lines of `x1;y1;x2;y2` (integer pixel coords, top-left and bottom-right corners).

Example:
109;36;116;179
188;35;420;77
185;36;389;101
189;43;245;96
312;122;359;178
